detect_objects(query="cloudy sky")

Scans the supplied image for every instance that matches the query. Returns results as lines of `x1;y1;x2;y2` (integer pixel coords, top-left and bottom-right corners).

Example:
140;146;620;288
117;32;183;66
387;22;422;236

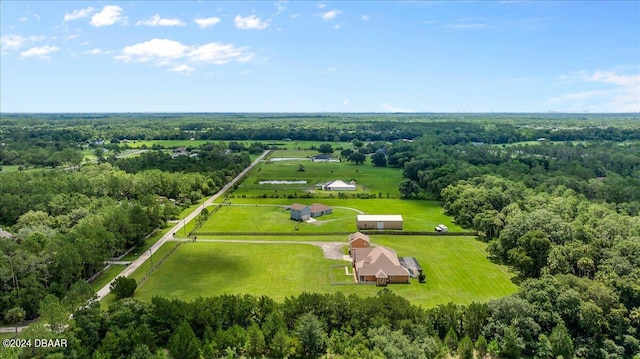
1;1;638;112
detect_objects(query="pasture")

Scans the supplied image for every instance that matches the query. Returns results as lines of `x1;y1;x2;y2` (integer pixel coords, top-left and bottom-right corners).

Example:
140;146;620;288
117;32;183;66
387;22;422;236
196;205;358;233
132;236;517;307
197;199;463;234
236;157;403;198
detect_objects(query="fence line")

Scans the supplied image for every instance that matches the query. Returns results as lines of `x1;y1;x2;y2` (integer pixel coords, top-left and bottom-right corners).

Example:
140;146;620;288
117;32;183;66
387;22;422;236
87;264;112;283
137;241;183;285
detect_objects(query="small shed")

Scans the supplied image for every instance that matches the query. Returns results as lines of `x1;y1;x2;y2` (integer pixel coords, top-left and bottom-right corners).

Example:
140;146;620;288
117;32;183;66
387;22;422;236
356;215;403;230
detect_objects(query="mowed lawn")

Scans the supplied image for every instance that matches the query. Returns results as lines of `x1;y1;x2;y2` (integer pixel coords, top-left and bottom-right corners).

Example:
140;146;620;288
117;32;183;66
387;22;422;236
238;157;403;197
134;242;341;301
198;205;358;233
133;237;517;308
203;199;463;233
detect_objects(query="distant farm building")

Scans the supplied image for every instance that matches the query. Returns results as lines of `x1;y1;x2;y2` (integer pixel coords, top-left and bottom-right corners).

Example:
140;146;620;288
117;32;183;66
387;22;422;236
315;180;357;191
290;203;333;221
311;154;332;162
351;246;410;285
356;215;403;230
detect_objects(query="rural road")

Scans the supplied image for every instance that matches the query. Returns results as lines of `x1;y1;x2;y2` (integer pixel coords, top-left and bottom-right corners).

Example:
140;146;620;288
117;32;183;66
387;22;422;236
94;150;271;301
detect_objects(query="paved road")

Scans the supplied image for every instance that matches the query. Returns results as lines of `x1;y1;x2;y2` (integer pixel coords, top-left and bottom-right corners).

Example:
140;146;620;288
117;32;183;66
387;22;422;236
1;149;269;334
93;150;270;301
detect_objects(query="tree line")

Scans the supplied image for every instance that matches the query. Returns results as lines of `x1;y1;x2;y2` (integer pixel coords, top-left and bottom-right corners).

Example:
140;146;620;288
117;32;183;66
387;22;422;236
3;285;637;359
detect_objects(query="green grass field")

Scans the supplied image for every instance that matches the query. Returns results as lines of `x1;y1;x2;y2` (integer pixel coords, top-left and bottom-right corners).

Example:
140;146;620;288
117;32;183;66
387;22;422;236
198;199;463;233
89;264;127;291
132;237;517;308
197;205;358;233
236;158;402;198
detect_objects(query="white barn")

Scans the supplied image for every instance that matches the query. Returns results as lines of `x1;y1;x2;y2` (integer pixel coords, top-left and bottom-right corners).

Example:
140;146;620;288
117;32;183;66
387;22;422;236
316;180;356;191
356;215;404;230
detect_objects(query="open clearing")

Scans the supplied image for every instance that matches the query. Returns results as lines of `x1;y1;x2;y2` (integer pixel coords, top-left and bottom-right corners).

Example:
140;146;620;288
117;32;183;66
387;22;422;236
133;237;517;307
237;154;402;197
199;199;463;233
197;205;358;233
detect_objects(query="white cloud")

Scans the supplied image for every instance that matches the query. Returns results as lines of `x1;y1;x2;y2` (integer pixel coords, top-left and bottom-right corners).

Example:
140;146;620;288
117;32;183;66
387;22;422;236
316;3;326;9
327;66;336;72
194;17;221;29
1;34;45;51
115;38;255;71
172;64;194;75
234;15;269;30
273;1;286;16
115;38;188;62
237;53;255;63
65;34;79;40
19;16;28;22
361;15;371;21
136;15;185;27
552;69;640;112
334;24;341;30
20;45;60;60
321;9;342;21
64;7;95;22
83;48;110;55
90;5;127;27
1;35;27;50
189;43;252;64
343;99;349;106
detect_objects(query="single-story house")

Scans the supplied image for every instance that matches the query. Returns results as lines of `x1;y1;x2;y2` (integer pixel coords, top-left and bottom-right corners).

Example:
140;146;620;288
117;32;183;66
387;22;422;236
352;246;410;285
315;180;357;191
356;215;403;230
311;154;332;162
290;203;333;221
348;232;371;253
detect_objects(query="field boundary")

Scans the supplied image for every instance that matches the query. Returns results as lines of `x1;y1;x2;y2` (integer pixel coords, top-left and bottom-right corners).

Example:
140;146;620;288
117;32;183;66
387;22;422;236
192;231;477;236
137;241;183;285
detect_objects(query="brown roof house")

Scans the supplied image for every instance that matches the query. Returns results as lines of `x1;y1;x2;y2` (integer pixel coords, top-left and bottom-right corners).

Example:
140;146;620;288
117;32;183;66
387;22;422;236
290;203;333;221
348;232;370;255
351;246;410;286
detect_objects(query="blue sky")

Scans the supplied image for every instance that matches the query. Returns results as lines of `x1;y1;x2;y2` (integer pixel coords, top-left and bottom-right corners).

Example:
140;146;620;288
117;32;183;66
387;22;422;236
1;1;638;113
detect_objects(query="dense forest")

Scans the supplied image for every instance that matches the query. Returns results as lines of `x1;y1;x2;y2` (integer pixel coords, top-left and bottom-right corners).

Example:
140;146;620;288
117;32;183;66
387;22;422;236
0;143;250;322
1;113;639;358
